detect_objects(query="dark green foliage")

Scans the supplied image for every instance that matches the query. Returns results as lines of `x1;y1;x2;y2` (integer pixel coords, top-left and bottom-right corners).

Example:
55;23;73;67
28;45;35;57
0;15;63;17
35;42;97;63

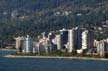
0;0;108;42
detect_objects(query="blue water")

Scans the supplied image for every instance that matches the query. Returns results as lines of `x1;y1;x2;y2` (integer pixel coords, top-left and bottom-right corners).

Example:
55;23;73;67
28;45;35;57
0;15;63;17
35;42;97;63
0;50;108;71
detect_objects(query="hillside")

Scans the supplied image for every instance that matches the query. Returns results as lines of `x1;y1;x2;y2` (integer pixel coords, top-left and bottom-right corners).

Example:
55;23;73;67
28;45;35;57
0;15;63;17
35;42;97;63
0;0;108;42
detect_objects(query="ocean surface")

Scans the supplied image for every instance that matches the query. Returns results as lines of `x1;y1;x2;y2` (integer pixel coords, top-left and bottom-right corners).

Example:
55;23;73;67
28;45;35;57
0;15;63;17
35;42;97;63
0;50;108;71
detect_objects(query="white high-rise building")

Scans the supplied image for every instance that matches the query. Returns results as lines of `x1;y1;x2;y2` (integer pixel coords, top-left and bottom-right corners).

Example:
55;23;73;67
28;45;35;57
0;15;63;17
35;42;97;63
14;36;23;53
82;30;94;50
38;37;53;54
93;39;108;57
56;34;62;50
26;35;32;53
33;42;39;54
82;30;88;50
105;38;108;52
68;29;74;53
97;40;105;57
22;35;33;53
67;27;82;53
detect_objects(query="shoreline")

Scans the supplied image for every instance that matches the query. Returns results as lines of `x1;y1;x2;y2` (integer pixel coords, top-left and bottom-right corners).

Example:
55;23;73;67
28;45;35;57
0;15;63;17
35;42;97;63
1;48;108;61
3;55;108;61
0;48;17;51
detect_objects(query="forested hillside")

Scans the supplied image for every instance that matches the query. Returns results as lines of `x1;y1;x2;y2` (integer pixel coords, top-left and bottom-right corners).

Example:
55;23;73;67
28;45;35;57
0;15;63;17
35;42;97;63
0;0;108;42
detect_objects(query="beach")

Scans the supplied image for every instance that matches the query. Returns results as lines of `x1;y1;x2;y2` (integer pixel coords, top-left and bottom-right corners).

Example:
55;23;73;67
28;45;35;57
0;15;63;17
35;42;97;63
1;49;108;61
3;54;108;61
